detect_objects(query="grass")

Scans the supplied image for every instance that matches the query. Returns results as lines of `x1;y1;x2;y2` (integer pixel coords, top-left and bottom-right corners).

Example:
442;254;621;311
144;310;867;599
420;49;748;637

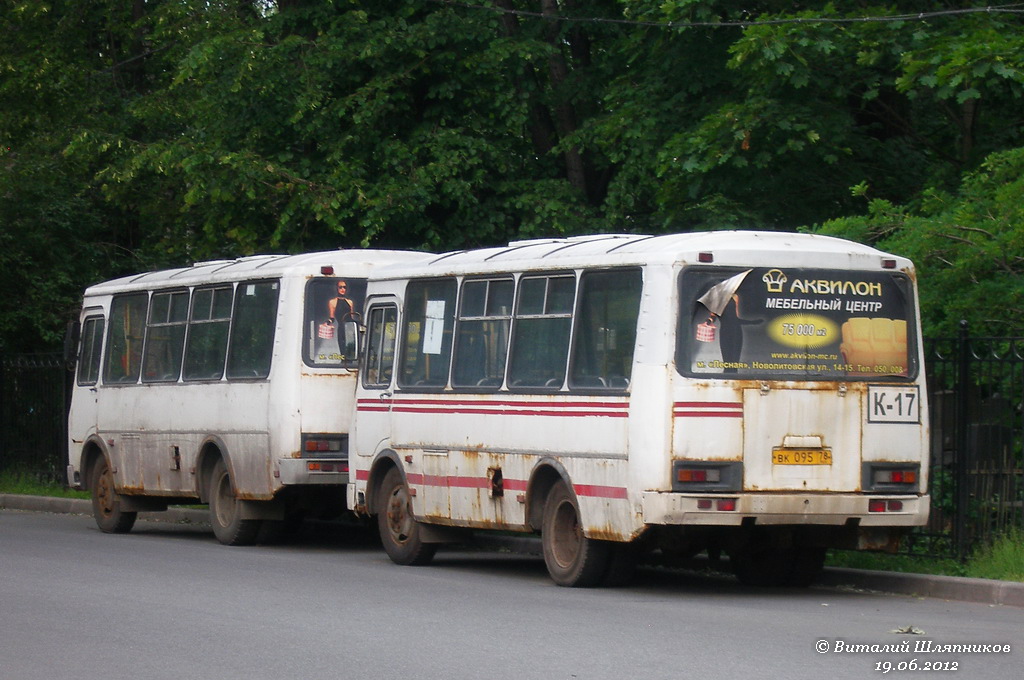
824;531;1024;583
0;470;89;500
3;469;1022;582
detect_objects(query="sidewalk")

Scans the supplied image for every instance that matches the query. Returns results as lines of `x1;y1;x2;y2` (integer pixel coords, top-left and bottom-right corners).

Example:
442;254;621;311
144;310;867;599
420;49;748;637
4;493;1022;607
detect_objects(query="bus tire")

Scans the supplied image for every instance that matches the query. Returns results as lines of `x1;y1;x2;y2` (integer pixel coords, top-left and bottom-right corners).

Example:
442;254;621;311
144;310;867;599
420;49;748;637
377;467;436;566
209;460;260;546
541;482;610;587
90;457;137;534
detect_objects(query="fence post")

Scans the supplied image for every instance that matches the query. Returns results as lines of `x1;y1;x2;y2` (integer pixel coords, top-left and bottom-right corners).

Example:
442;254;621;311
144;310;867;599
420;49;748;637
954;320;971;560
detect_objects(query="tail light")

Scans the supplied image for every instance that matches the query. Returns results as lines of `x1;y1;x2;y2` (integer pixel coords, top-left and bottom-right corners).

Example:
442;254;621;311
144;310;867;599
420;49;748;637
300;433;348;458
869;499;906;513
863;463;920;493
672;461;741;492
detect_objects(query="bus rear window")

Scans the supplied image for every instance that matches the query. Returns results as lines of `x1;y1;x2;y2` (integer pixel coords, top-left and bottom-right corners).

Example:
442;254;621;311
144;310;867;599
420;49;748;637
678;267;916;380
303;277;367;368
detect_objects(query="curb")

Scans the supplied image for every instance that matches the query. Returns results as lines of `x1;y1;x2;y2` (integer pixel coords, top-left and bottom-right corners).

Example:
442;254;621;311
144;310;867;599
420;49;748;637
0;494;208;525
4;494;1021;607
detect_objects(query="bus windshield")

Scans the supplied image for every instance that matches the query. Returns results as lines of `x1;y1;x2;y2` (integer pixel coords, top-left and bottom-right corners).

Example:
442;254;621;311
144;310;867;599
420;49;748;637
678;266;916;380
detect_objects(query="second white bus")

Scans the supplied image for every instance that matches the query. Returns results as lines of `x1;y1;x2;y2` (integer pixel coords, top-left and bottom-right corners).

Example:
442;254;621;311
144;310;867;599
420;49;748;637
67;249;429;544
348;231;930;586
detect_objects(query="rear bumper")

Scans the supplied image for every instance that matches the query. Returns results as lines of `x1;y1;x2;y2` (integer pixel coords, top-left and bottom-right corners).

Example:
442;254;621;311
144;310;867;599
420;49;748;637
642;492;930;527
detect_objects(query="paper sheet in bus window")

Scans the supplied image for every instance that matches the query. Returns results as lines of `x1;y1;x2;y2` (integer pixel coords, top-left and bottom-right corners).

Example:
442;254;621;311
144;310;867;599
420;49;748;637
423;300;446;355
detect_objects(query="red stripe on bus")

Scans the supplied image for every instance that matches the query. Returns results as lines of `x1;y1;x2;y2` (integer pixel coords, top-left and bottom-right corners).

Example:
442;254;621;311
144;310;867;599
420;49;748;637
504;478;528;492
399;474;624;500
389;406;627;418
674;401;743;409
387;398;627;409
573;483;629;500
673;401;743;418
674;411;744;418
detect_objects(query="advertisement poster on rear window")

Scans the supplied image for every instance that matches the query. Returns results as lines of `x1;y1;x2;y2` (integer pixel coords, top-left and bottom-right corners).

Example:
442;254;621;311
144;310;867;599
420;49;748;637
679;267;916;379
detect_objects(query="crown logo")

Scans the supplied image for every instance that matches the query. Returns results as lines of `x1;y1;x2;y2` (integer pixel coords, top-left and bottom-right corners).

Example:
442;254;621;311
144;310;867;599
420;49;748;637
762;268;787;293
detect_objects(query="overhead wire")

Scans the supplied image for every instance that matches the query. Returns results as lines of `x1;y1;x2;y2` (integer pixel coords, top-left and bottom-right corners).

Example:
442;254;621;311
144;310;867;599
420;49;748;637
428;1;1024;29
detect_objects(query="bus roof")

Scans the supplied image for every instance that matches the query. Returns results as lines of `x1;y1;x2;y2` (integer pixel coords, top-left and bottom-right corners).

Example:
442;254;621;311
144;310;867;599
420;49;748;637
83;249;431;296
373;231;912;278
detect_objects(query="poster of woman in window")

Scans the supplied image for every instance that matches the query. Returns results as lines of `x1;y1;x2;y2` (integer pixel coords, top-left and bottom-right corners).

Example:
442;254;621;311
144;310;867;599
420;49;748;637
304;277;367;367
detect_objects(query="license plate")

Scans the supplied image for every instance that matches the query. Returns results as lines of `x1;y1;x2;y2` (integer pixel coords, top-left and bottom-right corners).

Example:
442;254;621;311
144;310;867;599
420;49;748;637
772;449;833;465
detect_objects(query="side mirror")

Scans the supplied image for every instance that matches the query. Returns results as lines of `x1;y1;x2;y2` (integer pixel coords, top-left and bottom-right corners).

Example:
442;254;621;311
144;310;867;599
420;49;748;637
343;319;361;361
63;319;81;368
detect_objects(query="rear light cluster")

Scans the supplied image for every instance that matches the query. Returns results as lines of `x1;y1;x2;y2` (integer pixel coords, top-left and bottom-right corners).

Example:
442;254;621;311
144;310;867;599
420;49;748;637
305;438;343;453
300;433;348;458
672;461;741;493
307;461;348;473
874;469;916;484
696;498;737;512
863;463;920;493
869;499;904;513
678;468;720;484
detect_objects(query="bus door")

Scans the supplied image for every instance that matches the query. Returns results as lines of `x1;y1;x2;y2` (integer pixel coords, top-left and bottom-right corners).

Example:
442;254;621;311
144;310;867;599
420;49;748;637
68;311;106;462
355;299;401;476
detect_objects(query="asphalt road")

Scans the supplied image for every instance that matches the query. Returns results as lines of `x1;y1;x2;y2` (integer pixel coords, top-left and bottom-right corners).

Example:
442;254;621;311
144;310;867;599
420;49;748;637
2;510;1021;680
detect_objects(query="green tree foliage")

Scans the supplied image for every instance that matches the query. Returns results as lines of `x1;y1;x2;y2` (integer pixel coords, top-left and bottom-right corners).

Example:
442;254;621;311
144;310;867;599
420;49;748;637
2;1;1022;350
813;147;1024;337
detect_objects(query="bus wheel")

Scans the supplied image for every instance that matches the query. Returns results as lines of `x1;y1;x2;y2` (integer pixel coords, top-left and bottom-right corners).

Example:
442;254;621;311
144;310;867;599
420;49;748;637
377;467;436;566
209;460;260;546
90;458;137;534
541;482;610;587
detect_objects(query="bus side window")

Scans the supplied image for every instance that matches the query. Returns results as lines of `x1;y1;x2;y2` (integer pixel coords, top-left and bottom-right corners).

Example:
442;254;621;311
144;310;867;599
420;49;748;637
226;281;280;380
364;304;398;388
142;290;189;383
452;278;512;389
77;316;105;386
183;286;232;381
398;278;456;388
507;274;575;389
103;293;148;385
568;269;642;390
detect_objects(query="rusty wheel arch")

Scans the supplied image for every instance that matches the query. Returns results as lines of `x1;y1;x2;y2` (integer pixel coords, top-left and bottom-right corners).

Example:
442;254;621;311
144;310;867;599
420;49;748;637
80;438;108;492
364;450;405;516
526;458;576;532
195;436;230;503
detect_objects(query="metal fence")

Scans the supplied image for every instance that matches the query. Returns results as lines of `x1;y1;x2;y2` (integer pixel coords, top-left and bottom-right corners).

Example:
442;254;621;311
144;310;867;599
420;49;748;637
0;354;69;484
2;328;1022;558
915;325;1024;559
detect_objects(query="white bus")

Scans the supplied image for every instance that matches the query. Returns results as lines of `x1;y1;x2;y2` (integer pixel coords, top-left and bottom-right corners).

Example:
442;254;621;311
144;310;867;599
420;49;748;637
349;232;930;586
67;249;428;544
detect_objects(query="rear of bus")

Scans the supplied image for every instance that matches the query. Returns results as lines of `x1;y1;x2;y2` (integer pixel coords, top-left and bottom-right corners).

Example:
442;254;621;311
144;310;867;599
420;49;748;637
650;238;929;585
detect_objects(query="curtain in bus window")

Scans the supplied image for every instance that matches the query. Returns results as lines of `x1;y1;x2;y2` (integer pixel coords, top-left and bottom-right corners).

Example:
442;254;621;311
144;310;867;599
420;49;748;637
183;286;232;381
142;290;189;382
77;317;104;386
569;269;641;390
103;293;148;384
226;281;280;379
303;278;367;368
508;275;575;389
364;305;397;387
399;279;456;388
452;278;513;388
